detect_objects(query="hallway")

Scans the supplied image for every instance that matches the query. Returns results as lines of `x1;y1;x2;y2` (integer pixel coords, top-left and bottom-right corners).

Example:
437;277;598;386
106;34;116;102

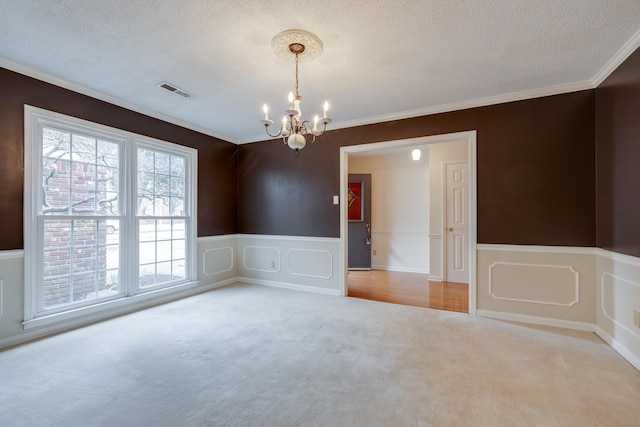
347;270;468;313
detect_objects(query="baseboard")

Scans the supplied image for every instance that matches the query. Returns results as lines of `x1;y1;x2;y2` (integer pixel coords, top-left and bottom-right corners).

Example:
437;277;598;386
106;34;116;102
237;276;342;296
595;327;640;372
477;309;596;332
428;275;443;282
371;265;430;274
0;278;237;351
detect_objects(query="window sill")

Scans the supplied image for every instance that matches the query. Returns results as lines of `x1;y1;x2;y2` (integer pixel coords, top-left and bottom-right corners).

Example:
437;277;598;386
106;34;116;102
23;280;199;330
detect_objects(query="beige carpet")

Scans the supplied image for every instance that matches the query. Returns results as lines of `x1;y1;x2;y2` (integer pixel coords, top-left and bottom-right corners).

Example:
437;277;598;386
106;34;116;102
1;283;639;426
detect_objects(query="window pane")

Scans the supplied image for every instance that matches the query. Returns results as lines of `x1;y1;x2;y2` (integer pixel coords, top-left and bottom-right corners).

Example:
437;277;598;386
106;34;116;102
41;218;121;311
157;241;171;263
139;242;156;264
97;140;119;168
137;216;188;291
172;239;185;260
157;219;171;240
71;134;96;164
171;156;185;178
137;148;155;172
155;152;170;175
173;220;185;239
139;219;156;242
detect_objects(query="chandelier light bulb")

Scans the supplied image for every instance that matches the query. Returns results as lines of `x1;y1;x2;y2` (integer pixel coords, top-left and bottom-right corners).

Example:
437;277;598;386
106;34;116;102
263;104;269;121
288;92;294;109
323;101;329;119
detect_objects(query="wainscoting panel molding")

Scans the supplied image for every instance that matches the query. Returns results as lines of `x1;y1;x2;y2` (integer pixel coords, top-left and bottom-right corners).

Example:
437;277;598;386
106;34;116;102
287;249;333;279
488;261;579;307
243;246;281;273
477;244;595;325
238;235;342;294
202;247;234;276
596;249;640;370
197;235;238;285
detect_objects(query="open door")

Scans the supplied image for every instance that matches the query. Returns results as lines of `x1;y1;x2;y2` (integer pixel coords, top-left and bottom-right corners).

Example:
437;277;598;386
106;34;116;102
348;174;372;270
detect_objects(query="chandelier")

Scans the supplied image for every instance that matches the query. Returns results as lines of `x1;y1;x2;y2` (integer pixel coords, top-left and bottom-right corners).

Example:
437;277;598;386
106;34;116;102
262;30;332;155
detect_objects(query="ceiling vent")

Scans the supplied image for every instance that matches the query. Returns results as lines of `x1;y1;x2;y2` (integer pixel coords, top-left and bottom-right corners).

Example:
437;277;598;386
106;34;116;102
156;81;192;99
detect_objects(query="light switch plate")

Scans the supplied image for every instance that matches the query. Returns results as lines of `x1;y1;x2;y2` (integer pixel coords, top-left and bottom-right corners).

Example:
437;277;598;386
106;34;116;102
333;195;339;205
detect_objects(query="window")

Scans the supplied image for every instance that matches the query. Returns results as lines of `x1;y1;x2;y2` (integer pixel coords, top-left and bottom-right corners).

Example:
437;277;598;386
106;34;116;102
24;106;197;325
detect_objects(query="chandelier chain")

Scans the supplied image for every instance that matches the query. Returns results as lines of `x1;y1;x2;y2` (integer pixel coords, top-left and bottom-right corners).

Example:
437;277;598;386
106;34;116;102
295;53;300;98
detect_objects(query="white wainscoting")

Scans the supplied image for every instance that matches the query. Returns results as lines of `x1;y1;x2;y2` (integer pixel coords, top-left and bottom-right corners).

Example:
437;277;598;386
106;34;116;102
237;234;342;295
477;244;596;328
488;261;580;307
371;231;430;274
596;249;640;371
428;234;443;281
198;235;238;285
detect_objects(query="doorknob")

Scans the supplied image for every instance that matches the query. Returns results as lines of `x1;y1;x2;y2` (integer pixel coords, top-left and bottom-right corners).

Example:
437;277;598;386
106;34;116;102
448;227;454;232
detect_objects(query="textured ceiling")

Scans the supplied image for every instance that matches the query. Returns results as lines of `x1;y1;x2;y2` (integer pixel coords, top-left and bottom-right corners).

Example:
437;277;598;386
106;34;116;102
1;1;640;144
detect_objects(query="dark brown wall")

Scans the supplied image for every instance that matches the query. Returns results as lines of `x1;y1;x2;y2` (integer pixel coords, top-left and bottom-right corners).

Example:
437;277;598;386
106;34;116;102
0;67;238;250
596;48;640;258
240;91;596;246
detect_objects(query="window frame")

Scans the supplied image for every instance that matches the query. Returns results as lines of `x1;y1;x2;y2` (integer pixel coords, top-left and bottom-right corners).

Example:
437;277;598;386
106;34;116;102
24;105;198;328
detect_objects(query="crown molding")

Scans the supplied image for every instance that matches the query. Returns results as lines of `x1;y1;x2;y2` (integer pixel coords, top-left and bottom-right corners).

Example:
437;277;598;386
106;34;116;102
0;57;238;144
237;79;594;144
591;27;640;87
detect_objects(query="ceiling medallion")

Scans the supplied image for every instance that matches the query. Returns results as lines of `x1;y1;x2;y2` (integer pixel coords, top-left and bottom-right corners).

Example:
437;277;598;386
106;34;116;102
261;29;331;155
271;29;323;63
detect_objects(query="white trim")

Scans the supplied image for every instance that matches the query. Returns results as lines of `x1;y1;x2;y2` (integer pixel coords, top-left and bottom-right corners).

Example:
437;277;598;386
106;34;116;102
1;278;236;350
23;105;198;322
477;244;597;255
488;261;580;307
428;275;444;282
592;28;640;87
0;250;25;260
197;234;237;243
596;247;640;268
428;234;443;239
371;265;430;274
237;234;340;243
477;309;595;332
0;280;3;317
600;272;640;340
23;280;199;330
0;57;236;144
237;276;341;296
595;327;640;372
340;131;478;313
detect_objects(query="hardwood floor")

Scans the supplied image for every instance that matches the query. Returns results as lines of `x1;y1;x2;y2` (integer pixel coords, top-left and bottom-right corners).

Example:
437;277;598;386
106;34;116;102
347;270;469;313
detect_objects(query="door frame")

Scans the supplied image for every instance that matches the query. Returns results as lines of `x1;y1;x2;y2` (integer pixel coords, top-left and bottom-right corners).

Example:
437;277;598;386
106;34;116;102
339;130;478;315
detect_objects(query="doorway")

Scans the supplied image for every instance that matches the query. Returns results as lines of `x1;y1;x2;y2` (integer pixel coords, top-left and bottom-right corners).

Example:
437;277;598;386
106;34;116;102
347;174;372;270
339;131;477;314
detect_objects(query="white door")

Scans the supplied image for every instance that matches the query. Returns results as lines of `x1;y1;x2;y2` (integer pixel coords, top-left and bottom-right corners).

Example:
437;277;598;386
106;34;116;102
446;162;469;284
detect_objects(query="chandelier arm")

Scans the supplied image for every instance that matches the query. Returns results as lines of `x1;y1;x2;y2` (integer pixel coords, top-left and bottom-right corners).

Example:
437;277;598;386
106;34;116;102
264;124;283;138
